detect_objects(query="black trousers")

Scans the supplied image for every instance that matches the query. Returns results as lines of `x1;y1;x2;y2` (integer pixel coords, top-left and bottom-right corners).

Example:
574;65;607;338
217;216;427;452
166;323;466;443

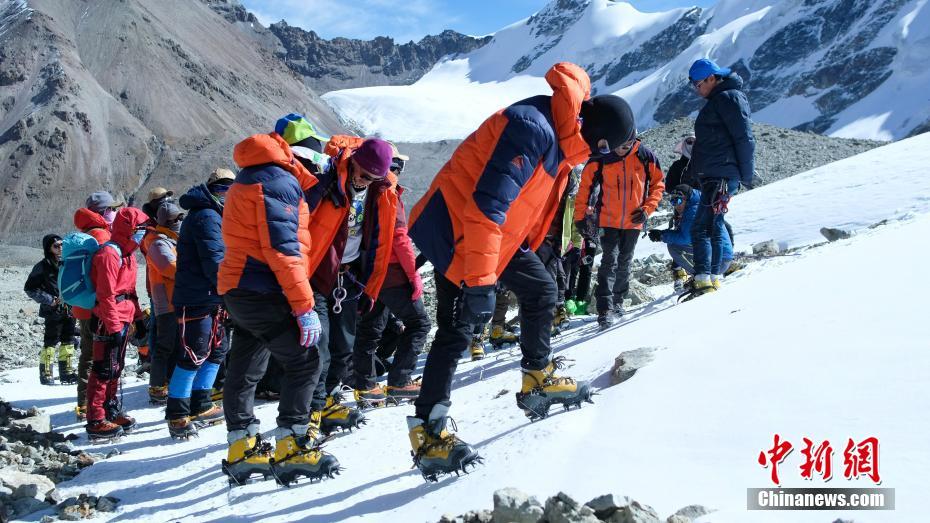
595;228;640;313
352;283;430;389
149;313;178;388
43;315;77;347
415;248;556;419
223;290;326;431
537;241;567;306
311;279;359;408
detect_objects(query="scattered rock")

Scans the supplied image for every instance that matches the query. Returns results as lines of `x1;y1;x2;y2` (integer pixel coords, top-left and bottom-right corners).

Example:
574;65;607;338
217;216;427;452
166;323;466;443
672;505;713;520
96;495;119;512
492;487;545;523
752;240;781;256
607;501;660;523
626;280;655;306
585;493;632;519
610;347;660;386
820;227;854;241
666;516;690;523
0;470;55;499
11;497;50;518
544;492;600;523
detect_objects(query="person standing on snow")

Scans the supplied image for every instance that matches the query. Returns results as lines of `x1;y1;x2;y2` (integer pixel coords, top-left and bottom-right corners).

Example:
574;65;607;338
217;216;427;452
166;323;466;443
71;192;120;421
686;58;755;297
217;119;337;486
165;168;235;439
145;201;184;405
349;142;430;406
406;62;635;479
24;234;78;386
573;131;665;329
85;207;149;440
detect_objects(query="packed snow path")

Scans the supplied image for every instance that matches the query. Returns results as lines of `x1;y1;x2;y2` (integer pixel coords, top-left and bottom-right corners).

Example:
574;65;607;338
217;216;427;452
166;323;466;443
3;135;930;522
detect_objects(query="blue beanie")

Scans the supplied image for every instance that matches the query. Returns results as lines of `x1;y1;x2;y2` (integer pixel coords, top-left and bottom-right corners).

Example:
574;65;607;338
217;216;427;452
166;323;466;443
689;58;731;82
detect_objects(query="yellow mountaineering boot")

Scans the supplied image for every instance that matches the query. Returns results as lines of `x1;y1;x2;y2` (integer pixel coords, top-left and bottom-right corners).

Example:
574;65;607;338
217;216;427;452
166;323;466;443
39;346;55;385
489;324;518;348
407;402;481;482
221;427;274;486
470;337;485;361
270;426;341;486
320;391;366;435
57;343;79;384
672;267;689;293
680;274;716;302
516;356;593;420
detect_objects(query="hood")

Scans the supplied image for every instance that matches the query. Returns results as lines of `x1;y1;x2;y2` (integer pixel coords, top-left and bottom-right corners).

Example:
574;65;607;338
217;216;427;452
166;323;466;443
110;207;150;251
73;207;108;232
711;73;744;97
179;184;223;214
42;234;61;258
545;62;592;168
233;132;318;192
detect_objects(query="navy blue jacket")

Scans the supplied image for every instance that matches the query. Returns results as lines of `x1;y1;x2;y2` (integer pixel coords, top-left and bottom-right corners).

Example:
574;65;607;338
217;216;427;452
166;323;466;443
173;184;225;308
689;74;755;186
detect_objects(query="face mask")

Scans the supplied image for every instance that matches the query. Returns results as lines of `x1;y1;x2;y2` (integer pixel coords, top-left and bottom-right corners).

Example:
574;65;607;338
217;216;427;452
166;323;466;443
102;208;117;225
132;229;145;244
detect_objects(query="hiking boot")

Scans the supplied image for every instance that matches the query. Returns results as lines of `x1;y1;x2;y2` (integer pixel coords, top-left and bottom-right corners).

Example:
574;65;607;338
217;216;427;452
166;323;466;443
711;274;722;290
148;385;168;405
470;339;485;361
553;305;570;329
489;325;518;347
168;417;199;440
210;387;223;402
75;405;86;422
222;427;274;485
271;427;341;486
320;393;366;434
407;402;481;482
516;356;593;420
308;410;322;442
354;384;387;408
680;275;716;302
109;412;136;434
58;361;78;385
386;378;421;401
597;311;614;330
672;267;689;293
86;419;124;441
724;261;743;276
191;403;224;427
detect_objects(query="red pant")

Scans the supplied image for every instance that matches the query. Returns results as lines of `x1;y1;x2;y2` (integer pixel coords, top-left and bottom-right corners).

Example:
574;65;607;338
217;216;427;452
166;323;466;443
85;323;129;422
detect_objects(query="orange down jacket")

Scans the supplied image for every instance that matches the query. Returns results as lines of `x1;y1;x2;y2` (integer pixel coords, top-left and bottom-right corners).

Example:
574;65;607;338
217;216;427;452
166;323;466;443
408;62;592;287
574;140;665;230
217;132;317;313
305;135;399;300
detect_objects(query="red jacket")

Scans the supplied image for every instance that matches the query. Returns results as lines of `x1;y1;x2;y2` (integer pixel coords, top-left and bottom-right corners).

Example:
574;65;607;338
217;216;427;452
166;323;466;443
72;208;112;320
91;207;148;334
383;190;422;299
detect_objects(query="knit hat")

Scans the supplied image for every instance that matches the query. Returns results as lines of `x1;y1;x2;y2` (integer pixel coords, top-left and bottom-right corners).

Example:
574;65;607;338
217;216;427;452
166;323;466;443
579;95;636;155
351;138;393;178
275;113;329;150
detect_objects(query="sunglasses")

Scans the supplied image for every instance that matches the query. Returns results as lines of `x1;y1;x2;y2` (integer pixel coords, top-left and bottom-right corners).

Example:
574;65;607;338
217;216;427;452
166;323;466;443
691;77;711;89
390;158;406;173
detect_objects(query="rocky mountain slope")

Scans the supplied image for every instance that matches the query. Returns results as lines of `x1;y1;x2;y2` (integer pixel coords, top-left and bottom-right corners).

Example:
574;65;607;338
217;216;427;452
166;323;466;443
204;0;491;94
324;0;930;142
0;0;343;244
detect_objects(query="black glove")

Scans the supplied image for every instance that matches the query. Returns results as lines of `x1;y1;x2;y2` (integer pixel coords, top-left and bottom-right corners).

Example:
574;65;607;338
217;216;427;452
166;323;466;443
455;284;496;326
647;229;663;242
575;220;591;240
631;207;647;225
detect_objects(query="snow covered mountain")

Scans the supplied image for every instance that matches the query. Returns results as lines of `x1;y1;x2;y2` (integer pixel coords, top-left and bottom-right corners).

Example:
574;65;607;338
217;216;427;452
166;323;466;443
2;132;929;522
323;0;930;142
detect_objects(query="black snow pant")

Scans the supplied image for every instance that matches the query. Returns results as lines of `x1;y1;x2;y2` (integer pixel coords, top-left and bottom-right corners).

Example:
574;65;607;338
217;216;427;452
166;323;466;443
222;290;326;431
595;228;640;314
415;248;556;420
352;283;430;389
537;241;567;306
43;315;77;347
311;273;361;408
149;313;178;388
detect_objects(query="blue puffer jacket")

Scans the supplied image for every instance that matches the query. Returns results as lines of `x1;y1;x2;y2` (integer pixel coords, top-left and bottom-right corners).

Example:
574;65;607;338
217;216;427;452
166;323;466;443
662;189;732;260
688;74;755;186
173;184;225;307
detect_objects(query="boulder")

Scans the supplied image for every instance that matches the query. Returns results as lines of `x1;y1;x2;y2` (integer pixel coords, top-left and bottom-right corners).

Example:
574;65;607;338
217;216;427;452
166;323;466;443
96;495;119;512
627;280;655;306
820;227;854;242
0;470;55;500
493;487;544;523
666;516;690;523
610;347;660;386
544;492;600;523
752;240;781;256
672;505;712;520
585;493;632;519
605;500;661;523
11;497;50;518
10;412;50;434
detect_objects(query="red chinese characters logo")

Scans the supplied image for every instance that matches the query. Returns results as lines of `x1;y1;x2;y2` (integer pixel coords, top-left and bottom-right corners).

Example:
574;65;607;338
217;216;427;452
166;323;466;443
758;435;881;485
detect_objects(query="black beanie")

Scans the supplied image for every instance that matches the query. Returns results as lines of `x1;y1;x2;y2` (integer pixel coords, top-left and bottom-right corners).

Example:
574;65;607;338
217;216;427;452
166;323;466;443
579;95;636;154
671;184;692;199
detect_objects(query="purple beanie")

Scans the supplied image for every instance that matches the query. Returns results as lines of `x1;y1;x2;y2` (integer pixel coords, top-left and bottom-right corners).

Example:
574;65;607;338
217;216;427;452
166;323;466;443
352;138;393;178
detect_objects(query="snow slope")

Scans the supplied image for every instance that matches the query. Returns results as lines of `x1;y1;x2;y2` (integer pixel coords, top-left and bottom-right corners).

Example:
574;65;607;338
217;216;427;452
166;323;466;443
322;0;930;142
3;135;930;521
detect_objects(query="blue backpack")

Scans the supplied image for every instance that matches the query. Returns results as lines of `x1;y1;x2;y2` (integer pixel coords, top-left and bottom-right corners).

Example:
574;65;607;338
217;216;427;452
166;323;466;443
58;232;121;309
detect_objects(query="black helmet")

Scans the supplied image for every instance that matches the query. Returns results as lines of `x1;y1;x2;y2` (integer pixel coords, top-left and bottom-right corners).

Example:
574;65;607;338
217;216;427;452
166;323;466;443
579;95;636;155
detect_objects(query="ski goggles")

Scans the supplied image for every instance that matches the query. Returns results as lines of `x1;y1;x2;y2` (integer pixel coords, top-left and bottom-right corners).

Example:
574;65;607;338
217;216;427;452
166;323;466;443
390;158;406;174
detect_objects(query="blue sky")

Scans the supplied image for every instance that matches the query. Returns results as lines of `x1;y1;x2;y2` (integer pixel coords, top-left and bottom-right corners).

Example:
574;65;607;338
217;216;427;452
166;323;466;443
241;0;716;42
